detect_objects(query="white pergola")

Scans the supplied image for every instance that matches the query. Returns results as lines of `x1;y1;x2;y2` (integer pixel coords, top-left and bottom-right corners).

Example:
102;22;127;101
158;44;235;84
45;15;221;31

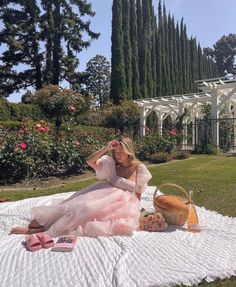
133;77;236;148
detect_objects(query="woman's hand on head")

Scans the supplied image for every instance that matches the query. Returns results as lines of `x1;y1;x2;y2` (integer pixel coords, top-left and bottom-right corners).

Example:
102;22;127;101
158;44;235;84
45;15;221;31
107;140;120;151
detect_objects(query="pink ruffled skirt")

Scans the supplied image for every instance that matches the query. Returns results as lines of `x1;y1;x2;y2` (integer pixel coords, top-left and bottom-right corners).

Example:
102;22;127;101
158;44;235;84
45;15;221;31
31;181;140;237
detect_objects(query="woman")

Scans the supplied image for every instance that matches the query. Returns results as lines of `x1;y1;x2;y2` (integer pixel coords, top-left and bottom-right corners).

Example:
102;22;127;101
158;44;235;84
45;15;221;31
11;137;152;237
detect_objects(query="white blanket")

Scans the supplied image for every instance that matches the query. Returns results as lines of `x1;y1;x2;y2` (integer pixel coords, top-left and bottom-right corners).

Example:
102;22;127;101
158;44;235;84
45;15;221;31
0;187;236;287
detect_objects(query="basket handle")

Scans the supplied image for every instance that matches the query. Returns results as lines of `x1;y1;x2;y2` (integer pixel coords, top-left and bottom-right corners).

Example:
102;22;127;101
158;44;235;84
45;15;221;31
153;183;190;203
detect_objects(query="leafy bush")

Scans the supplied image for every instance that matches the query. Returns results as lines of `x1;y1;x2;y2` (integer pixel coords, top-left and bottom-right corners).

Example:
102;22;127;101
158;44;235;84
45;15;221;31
77;109;105;126
0;99;11;120
0;98;42;121
9;103;41;121
104;101;141;132
194;145;219;155
135;133;178;161
150;152;171;164
172;151;190;160
0;120;22;130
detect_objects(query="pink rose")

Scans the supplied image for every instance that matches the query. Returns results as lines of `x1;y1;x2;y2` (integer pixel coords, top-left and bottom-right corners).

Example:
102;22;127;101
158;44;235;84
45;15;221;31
19;142;27;149
147;215;154;221
169;128;177;136
17;129;25;135
69;106;76;112
39;127;46;132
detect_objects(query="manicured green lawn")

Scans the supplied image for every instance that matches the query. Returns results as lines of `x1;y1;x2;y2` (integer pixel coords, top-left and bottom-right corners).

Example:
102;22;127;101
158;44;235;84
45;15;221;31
149;155;236;217
1;155;236;286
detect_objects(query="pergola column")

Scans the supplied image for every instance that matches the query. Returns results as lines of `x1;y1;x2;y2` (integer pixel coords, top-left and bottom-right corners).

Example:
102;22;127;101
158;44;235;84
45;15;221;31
158;113;164;135
140;107;148;136
232;104;236;150
178;100;186;150
211;90;220;147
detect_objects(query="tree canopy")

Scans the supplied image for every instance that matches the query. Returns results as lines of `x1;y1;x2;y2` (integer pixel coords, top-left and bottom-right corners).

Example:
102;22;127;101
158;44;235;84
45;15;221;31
0;0;99;98
85;55;111;107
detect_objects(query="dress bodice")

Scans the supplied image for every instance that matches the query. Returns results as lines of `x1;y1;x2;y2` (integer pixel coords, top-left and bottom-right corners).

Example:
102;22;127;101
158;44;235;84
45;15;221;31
96;155;152;194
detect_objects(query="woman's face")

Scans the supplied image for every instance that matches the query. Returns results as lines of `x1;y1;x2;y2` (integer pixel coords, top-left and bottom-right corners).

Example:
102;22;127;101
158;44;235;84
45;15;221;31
114;145;129;165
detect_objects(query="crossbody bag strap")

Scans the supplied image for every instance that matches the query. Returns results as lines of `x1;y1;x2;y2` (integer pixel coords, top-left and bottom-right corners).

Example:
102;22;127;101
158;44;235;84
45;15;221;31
134;164;139;193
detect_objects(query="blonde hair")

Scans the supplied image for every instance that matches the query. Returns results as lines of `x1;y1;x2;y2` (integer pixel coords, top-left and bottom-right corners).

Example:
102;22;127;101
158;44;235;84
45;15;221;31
112;136;140;167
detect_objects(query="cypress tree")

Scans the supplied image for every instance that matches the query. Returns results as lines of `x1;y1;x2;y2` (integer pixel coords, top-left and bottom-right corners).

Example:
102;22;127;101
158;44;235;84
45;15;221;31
185;25;190;92
151;4;157;97
163;4;171;95
130;0;140;99
189;37;198;91
138;0;147;98
158;0;168;96
197;43;202;80
180;19;187;92
136;0;143;94
176;22;183;93
143;0;153;98
155;32;162;97
156;0;162;97
122;0;132;100
168;13;175;94
172;16;178;94
110;0;126;103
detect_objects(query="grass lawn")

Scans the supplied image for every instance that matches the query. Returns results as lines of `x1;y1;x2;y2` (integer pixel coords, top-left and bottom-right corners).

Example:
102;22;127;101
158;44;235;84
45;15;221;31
1;154;236;286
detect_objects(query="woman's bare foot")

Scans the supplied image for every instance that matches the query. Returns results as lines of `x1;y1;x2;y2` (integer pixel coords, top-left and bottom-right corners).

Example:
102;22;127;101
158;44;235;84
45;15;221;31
10;226;46;235
10;226;29;234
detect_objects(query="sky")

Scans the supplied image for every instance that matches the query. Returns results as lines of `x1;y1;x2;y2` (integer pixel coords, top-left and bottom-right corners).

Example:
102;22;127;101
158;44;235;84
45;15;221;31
3;0;236;103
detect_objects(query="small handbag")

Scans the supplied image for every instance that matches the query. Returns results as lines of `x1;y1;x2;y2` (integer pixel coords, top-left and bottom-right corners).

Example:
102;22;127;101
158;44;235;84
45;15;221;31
153;183;190;226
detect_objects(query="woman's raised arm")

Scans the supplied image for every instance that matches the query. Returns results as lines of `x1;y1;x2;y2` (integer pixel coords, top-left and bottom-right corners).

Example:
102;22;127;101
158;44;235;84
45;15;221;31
86;140;119;171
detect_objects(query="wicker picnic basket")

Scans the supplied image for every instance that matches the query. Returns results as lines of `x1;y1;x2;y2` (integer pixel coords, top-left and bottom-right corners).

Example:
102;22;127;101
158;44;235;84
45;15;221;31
153;183;190;226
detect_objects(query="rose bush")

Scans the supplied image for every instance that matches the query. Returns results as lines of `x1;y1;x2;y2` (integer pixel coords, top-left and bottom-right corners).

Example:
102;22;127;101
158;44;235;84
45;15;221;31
134;132;179;161
0;120;115;183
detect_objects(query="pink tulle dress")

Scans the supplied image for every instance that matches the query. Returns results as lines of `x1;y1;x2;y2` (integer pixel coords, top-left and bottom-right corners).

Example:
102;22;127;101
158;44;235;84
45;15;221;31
30;155;152;237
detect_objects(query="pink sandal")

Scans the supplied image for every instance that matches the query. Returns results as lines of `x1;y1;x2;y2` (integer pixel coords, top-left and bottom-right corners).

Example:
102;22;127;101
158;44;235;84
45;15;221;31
25;234;42;252
36;233;54;248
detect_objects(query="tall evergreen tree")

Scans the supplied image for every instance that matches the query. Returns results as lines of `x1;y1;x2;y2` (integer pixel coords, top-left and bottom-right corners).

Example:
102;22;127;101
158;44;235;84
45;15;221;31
110;0;126;103
136;0;145;97
180;19;187;92
189;37;198;91
150;4;157;97
172;16;178;94
158;0;166;96
143;0;153;98
137;0;147;98
130;0;140;99
163;4;171;95
197;43;202;80
155;31;162;97
168;13;175;94
176;22;183;93
122;0;132;100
